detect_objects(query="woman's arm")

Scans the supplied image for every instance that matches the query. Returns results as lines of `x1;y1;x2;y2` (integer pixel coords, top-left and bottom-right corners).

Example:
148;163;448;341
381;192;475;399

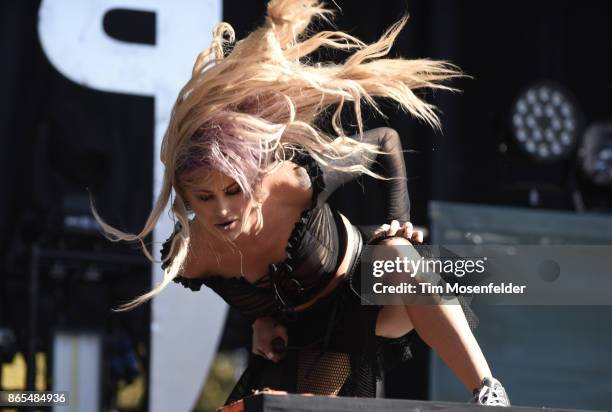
318;127;411;223
251;128;413;360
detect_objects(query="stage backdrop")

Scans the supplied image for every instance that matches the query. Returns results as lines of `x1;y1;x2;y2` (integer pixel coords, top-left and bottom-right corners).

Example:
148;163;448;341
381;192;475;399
38;1;224;411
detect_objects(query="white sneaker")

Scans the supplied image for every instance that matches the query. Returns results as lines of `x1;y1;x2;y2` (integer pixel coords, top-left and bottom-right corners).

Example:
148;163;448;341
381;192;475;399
470;377;511;407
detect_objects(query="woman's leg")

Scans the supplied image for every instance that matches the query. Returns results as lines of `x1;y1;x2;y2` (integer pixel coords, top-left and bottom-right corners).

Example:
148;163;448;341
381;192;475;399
374;236;491;393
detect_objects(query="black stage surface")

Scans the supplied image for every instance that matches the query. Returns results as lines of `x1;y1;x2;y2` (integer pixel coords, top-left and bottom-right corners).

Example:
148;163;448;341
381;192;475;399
221;393;596;412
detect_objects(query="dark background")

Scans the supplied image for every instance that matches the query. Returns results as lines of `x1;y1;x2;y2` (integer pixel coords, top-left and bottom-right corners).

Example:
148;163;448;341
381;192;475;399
0;0;610;408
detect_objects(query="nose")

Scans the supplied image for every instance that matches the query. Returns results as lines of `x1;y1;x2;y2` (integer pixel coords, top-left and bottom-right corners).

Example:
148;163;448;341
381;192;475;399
216;197;230;218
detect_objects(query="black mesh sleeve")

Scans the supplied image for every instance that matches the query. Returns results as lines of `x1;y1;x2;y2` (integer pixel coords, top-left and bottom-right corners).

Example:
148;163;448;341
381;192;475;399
317;127;411;222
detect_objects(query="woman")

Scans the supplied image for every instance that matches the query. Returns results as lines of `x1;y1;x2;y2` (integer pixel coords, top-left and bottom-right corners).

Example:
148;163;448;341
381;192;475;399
95;0;510;406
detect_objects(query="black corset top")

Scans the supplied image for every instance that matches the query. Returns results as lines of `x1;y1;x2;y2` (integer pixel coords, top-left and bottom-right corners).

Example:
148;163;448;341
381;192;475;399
162;151;346;321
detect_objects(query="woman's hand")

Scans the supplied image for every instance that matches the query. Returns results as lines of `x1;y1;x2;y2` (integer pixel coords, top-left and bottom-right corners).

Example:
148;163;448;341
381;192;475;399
373;220;424;243
252;317;288;363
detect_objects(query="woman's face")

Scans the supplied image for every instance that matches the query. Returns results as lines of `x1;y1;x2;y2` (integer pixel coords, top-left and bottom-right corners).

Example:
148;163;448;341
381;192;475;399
182;168;253;241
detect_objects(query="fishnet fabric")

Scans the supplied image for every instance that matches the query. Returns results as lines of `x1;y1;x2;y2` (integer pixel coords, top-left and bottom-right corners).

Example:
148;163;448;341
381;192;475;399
297;350;351;395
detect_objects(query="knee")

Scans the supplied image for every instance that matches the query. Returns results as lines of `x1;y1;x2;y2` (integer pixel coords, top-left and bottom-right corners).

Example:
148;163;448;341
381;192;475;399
370;235;415;261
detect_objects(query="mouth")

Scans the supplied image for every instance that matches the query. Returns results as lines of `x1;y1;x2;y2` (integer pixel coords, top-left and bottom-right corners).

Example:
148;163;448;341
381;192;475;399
214;218;238;231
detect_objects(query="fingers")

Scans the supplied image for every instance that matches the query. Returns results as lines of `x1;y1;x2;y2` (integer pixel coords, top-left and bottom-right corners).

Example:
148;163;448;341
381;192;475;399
400;221;423;243
373;223;390;237
252;321;288;363
255;349;274;361
411;228;424;243
399;221;413;238
254;347;281;362
254;341;283;361
373;220;424;243
389;219;401;235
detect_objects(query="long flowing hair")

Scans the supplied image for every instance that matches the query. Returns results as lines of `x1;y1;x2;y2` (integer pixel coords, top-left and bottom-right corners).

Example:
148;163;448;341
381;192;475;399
94;0;460;310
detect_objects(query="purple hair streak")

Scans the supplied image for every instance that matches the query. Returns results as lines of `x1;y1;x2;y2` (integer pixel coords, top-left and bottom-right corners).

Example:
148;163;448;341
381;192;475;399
176;121;276;200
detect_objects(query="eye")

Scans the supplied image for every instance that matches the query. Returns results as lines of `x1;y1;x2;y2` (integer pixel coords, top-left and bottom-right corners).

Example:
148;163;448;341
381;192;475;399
197;194;213;202
226;185;242;196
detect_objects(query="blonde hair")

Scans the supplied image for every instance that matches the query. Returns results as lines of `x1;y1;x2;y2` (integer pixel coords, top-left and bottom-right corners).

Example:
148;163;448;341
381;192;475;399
95;0;460;311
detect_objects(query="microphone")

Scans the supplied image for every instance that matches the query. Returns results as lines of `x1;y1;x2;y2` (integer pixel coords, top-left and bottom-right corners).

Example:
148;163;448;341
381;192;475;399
271;337;287;354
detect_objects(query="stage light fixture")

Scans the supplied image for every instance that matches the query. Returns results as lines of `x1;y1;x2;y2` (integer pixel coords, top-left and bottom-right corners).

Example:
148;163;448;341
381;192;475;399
579;122;612;187
510;81;581;162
